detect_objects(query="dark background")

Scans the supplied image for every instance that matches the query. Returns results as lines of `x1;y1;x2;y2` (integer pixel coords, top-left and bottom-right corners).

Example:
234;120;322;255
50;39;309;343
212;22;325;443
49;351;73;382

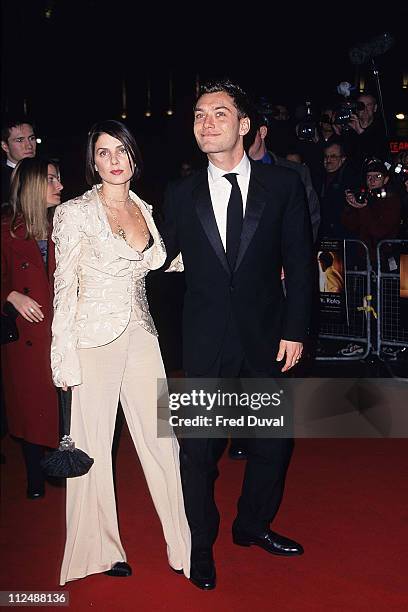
2;1;408;201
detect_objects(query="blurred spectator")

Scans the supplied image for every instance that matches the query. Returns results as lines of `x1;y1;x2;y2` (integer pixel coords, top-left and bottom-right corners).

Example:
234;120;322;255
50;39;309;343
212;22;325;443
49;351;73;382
257;98;295;156
317;140;360;240
1;157;62;498
179;160;194;178
1;116;37;206
318;107;336;145
270;104;290;121
246;109;320;241
343;158;401;263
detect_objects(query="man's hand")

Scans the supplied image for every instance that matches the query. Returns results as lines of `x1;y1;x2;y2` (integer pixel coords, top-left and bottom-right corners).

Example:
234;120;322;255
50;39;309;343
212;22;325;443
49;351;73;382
276;339;303;372
348;113;364;134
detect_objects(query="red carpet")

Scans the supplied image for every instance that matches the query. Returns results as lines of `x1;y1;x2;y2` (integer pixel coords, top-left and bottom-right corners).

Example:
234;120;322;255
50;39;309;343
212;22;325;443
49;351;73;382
1;431;407;611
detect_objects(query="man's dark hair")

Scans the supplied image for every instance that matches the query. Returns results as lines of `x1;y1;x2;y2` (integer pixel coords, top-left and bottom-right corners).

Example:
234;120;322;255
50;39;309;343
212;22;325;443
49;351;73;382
323;138;346;157
1;116;36;143
85;119;143;186
318;251;334;267
195;79;251;119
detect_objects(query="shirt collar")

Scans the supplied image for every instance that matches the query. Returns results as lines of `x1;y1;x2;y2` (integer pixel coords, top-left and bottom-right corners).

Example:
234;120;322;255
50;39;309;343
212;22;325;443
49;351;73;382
208;152;251;182
6;159;16;169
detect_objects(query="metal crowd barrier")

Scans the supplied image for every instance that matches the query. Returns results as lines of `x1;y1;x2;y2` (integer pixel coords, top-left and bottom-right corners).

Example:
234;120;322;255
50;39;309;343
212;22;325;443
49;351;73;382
376;239;408;358
317;239;372;360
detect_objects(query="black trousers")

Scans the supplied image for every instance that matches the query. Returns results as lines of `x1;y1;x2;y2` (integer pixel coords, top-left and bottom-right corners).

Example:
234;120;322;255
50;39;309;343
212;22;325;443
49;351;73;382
180;317;294;553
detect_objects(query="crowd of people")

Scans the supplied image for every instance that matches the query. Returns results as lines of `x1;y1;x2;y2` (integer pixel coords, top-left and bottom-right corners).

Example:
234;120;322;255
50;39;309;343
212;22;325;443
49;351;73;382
1;78;407;590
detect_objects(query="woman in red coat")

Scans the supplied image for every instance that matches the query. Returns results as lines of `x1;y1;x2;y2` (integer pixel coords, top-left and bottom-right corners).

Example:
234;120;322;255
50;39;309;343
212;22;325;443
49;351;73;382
1;157;63;498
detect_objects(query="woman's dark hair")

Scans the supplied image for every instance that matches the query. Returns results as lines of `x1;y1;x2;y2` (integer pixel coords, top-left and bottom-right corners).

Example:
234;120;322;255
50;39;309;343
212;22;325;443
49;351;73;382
85;119;143;186
195;79;251;119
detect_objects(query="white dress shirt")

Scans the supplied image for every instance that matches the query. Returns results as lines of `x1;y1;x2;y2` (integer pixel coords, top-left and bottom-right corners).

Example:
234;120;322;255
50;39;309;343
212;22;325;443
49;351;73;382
207;153;251;250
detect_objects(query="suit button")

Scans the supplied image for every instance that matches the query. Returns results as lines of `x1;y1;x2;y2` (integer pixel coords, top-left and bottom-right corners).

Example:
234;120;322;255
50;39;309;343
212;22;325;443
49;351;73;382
230;285;235;291
26;340;33;347
23;287;30;294
21;262;29;269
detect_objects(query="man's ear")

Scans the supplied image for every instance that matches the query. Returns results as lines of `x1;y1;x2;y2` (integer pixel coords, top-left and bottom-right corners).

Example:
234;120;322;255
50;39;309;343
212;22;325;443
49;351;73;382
239;117;250;136
1;141;9;155
259;126;268;141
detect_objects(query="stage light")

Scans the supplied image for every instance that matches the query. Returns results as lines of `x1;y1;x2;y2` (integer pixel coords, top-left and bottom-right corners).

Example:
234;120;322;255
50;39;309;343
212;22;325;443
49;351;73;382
145;111;152;118
36;138;42;144
166;109;173;116
121;112;127;119
396;113;405;120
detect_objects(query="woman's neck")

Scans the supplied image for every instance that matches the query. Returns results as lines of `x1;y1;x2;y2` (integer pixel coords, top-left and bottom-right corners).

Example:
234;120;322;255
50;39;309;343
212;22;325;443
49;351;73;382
99;182;130;209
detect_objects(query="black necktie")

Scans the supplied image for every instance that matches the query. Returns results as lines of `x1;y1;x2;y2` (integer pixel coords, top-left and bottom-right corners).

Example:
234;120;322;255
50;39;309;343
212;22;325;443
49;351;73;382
224;173;243;271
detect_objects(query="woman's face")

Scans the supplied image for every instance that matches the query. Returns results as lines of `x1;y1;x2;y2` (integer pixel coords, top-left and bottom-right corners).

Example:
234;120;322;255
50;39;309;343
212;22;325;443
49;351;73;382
94;133;134;186
46;164;63;207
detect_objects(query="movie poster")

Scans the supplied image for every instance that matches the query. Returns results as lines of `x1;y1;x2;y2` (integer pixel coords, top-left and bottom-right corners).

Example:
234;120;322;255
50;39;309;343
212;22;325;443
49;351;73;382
400;254;408;326
317;240;347;323
400;255;408;299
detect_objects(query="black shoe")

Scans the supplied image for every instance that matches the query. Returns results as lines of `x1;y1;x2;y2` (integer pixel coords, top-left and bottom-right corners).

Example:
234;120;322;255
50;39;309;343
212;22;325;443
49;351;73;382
26;487;45;499
228;447;247;460
104;562;132;577
190;550;216;590
232;528;304;556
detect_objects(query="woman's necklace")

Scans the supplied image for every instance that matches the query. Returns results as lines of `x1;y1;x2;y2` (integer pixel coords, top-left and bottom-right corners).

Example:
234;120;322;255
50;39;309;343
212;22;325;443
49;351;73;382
99;189;149;245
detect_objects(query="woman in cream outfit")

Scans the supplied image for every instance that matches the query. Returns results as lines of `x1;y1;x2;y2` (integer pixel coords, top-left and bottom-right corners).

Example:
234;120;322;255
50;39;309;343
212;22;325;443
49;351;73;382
51;120;190;585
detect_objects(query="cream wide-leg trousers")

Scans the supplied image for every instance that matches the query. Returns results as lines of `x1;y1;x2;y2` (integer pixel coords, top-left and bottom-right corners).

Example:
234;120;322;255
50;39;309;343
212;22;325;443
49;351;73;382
59;315;191;585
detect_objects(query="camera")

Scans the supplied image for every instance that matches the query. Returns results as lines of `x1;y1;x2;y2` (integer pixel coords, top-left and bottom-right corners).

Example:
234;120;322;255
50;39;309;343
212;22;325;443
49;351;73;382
393;162;408;183
296;101;317;142
369;187;387;200
333;100;365;128
354;188;368;204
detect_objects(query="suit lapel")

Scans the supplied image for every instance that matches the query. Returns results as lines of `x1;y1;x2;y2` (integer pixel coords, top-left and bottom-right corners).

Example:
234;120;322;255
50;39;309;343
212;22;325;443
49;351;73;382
234;164;267;272
194;172;230;276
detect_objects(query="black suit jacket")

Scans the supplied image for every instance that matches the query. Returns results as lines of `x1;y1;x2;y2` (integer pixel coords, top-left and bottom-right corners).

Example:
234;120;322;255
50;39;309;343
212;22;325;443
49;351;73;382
161;160;314;374
1;160;13;205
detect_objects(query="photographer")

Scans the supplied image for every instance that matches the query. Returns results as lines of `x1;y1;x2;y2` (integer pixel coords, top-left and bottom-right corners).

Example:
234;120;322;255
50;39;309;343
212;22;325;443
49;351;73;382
335;94;390;168
342;158;401;263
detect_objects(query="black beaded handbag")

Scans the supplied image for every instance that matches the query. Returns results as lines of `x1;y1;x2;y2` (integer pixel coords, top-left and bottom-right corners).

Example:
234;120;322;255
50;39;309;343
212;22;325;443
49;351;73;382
41;389;94;478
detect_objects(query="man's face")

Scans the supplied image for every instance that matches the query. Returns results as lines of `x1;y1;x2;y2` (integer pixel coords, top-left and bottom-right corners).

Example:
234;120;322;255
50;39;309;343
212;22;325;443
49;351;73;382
193;92;250;156
273;105;289;121
323;144;346;173
357;96;377;128
1;124;36;164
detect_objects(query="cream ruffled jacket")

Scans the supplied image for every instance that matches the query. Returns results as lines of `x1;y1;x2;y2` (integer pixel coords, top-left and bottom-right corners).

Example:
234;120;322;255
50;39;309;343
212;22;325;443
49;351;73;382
50;186;166;387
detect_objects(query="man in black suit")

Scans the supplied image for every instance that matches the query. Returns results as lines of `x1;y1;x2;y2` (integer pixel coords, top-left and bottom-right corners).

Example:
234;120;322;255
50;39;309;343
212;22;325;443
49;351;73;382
162;79;314;590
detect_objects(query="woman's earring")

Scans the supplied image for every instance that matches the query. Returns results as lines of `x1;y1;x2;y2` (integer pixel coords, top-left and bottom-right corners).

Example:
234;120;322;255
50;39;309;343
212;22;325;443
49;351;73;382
94;164;98;172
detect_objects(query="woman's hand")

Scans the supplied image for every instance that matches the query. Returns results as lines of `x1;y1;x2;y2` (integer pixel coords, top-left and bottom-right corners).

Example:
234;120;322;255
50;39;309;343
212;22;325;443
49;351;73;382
345;189;367;209
6;291;44;323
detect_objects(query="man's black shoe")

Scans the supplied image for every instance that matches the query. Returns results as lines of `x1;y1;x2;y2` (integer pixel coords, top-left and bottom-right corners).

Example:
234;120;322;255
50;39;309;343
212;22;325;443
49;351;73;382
228;447;247;460
104;562;132;577
190;550;216;590
27;487;45;499
232;528;304;556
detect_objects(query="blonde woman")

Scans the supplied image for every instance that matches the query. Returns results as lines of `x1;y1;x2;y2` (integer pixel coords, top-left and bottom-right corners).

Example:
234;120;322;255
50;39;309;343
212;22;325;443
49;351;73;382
51;120;190;585
1;157;63;498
